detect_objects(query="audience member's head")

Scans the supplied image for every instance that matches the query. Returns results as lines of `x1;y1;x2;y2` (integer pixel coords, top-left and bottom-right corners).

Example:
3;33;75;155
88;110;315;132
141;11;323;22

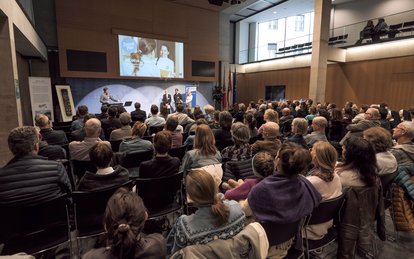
35;114;50;129
282;108;291;116
204;104;215;114
131;121;147;138
83;113;97;123
341;137;377;186
150;105;159;115
194;124;216;156
230;122;250;145
364;107;380;120
243;112;257;130
213;111;220;123
77;105;89;117
176;103;184;113
166;116;179;132
84;118;102;138
119;112;131;126
252;152;274;178
331;108;343;121
186;170;229;226
219;111;233;131
262;121;279;140
108;106;118;118
89;142;113;169
276;142;311;177
154;131;172;155
238;103;246;112
104;188;147;258
311;141;337;181
291;118;308;135
264;109;279;123
392;121;414;144
311;116;328;132
101;105;109;114
363;127;393;153
8;126;39;157
134;102;141;110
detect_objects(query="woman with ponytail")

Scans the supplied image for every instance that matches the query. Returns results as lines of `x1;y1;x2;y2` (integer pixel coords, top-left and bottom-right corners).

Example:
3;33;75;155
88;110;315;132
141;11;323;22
166;170;246;255
83;188;166;259
305;141;342;240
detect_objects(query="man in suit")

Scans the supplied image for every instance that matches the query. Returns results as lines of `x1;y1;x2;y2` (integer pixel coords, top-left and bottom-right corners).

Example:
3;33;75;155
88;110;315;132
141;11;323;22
130;102;147;122
173;88;183;110
162;90;172;113
35;114;68;146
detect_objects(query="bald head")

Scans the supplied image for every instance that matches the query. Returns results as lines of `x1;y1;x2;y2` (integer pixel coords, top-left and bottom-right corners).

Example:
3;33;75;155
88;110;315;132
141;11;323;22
282;108;291;116
84;118;101;137
263;122;280;140
365;108;380;120
34;114;50;129
312;116;328;131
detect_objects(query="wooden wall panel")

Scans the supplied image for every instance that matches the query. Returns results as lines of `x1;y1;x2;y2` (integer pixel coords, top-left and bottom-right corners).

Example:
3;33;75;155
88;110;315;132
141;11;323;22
237;55;414;110
56;0;219;81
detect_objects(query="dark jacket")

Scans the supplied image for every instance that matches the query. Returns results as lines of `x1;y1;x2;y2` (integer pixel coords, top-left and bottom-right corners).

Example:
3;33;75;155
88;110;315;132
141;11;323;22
338;185;386;259
40;128;68;146
223;158;254;182
101;117;122;139
139;156;180;178
131;109;147;122
39;141;66;160
287;134;308;149
0;155;72;206
77;165;129;191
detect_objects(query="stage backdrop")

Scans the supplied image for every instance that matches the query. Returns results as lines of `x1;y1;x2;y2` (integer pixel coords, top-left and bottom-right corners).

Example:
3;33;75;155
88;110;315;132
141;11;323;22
66;78;214;114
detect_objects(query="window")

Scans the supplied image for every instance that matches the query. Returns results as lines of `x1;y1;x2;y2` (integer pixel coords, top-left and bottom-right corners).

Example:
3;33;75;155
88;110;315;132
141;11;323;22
295;15;304;32
268;20;278;30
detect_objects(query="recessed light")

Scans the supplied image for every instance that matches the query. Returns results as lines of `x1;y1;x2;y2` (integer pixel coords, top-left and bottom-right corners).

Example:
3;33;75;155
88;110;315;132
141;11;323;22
273;11;277;14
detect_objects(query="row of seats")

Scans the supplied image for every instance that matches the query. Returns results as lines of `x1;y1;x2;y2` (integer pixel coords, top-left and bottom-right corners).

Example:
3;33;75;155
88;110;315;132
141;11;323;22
277;34;348;55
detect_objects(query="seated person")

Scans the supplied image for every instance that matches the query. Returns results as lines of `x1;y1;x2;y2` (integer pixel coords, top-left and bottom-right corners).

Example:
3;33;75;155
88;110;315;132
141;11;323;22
164;115;183;148
183;118;208;147
221;122;252;163
119;122;154;154
251;122;281;157
223;151;274;201
166;170;246;254
286;118;308;149
110;112;132;141
71;113;105;141
356;20;374;44
372;18;389;41
130;102;147;122
35;113;68;146
83;188;166;258
246;143;321;258
77;142;129;191
0;126;71;206
71;105;88;131
305;141;342;240
139;131;180;178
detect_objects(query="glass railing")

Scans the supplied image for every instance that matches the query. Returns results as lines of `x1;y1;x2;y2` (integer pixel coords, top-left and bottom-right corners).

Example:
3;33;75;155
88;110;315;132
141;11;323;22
239;9;414;64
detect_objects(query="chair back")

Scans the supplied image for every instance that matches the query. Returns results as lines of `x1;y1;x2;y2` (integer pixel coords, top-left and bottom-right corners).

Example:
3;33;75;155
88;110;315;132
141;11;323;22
142;135;154;142
135;171;184;217
72;180;133;237
380;172;397;196
71;160;96;181
110;139;122;152
149;125;165;135
216;138;234;152
0;195;70;255
121;150;154;178
168;145;187;161
307;193;345;225
223;158;254;181
261;219;302;246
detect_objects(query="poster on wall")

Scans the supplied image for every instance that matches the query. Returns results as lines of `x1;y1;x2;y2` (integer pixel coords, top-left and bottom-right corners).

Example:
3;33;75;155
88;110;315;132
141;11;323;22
184;86;197;110
56;85;75;122
28;77;54;124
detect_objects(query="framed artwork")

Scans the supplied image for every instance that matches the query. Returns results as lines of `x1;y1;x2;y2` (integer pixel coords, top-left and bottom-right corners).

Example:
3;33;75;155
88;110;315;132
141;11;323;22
56;85;75;122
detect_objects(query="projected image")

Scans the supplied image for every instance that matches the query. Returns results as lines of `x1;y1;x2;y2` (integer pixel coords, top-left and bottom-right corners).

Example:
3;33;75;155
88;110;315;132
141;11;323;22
118;35;184;78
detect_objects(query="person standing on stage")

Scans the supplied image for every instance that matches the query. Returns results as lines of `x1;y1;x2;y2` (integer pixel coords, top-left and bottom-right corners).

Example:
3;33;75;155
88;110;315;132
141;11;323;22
185;89;193;110
100;87;118;105
162;90;172;113
173;88;182;109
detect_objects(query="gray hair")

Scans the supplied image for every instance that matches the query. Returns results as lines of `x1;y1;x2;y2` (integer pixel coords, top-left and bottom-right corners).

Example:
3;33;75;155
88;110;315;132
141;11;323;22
292;118;308;135
85;118;102;137
8;126;38;156
401;121;414;138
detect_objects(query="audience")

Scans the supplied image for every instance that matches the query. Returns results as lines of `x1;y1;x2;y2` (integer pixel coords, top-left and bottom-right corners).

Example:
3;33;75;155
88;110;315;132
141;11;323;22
145;104;166;127
166;170;246;254
223;151;274;201
305;141;342;240
119;122;154;154
83;188;166;258
340;107;380;145
258;109;279;134
287;118;308;149
69;118;111;161
390;121;414;165
246;143;321;258
244;112;258;138
165;116;183;148
0;126;71;206
109;112;132;141
140;131;180;178
71;113;105;141
213;111;234;151
71;105;89;131
168;103;194;126
130;102;147;122
77;142;129;191
35;114;68;146
221;122;252;162
96;104;109;120
363;127;398;175
251;121;281;157
101;106;122;140
304;116;328;147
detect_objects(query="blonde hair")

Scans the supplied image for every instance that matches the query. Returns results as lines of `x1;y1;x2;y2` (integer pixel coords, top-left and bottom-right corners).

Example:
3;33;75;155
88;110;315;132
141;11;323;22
194;124;217;156
132;121;147;138
312;141;337;181
264;109;279;123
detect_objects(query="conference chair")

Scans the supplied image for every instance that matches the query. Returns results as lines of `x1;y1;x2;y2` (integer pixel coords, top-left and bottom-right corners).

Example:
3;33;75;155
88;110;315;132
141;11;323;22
109;139;122;152
72;180;133;257
120;149;154;178
222;158;254;182
0;194;71;257
168;145;187;161
261;219;305;259
135;171;184;221
303;194;345;258
71;160;96;183
148;125;165;135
